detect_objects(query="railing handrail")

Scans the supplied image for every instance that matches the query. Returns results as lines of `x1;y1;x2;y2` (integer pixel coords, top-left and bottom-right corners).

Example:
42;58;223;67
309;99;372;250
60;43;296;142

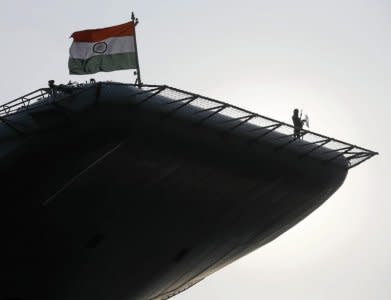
0;82;378;169
0;88;50;116
123;83;378;169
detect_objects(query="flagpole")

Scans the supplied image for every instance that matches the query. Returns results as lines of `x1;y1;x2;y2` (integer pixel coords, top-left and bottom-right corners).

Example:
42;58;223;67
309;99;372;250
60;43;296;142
131;12;142;87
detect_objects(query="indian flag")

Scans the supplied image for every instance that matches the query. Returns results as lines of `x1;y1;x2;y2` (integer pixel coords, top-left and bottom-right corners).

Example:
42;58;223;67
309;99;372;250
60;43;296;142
69;22;137;74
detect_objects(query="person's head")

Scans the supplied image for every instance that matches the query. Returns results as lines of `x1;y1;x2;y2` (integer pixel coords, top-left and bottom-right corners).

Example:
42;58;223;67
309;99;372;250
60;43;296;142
293;108;299;116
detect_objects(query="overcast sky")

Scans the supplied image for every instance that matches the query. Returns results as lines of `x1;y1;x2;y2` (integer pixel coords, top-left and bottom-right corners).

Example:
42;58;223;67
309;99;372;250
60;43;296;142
1;1;390;299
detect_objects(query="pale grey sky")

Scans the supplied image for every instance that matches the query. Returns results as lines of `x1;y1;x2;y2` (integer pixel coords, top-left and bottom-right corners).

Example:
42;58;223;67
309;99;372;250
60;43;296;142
1;1;390;299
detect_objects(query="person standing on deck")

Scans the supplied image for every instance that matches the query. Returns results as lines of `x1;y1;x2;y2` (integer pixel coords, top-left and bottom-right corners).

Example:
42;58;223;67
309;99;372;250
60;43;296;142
292;108;305;139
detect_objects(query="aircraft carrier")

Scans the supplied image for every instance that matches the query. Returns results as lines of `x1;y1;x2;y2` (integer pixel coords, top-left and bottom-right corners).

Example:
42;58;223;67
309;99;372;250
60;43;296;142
1;81;377;300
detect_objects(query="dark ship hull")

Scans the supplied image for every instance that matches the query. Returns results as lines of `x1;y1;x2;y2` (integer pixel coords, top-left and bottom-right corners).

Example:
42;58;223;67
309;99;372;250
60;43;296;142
1;82;365;300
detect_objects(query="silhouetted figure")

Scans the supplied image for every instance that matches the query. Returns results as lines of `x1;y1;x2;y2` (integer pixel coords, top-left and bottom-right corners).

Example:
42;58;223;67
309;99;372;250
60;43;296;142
48;80;55;89
292;108;305;138
46;80;57;97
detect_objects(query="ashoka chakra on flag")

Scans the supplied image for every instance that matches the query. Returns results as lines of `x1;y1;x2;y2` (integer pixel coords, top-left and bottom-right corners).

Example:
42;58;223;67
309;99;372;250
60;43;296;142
69;22;137;74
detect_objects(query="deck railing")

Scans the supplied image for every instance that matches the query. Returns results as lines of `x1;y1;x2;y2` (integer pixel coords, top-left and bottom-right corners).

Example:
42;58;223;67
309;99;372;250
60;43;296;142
126;84;378;169
0;88;51;117
0;82;378;169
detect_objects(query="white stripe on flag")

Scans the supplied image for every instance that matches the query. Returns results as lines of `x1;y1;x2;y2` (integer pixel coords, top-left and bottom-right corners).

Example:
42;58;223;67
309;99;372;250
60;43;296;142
70;36;135;59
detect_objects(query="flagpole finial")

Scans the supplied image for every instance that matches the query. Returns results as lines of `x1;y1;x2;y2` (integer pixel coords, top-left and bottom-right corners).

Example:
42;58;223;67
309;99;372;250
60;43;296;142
131;12;139;26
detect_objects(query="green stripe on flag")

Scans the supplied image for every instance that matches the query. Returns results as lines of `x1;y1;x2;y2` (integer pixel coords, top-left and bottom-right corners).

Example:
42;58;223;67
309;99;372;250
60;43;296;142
69;52;137;74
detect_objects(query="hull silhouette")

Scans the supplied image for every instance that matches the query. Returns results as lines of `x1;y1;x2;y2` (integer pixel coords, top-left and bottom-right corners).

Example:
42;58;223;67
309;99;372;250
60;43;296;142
2;82;370;300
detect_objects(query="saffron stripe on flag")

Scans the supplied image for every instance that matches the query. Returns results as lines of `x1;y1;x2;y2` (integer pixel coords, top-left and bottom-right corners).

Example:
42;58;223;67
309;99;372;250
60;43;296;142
71;22;135;42
70;36;136;59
